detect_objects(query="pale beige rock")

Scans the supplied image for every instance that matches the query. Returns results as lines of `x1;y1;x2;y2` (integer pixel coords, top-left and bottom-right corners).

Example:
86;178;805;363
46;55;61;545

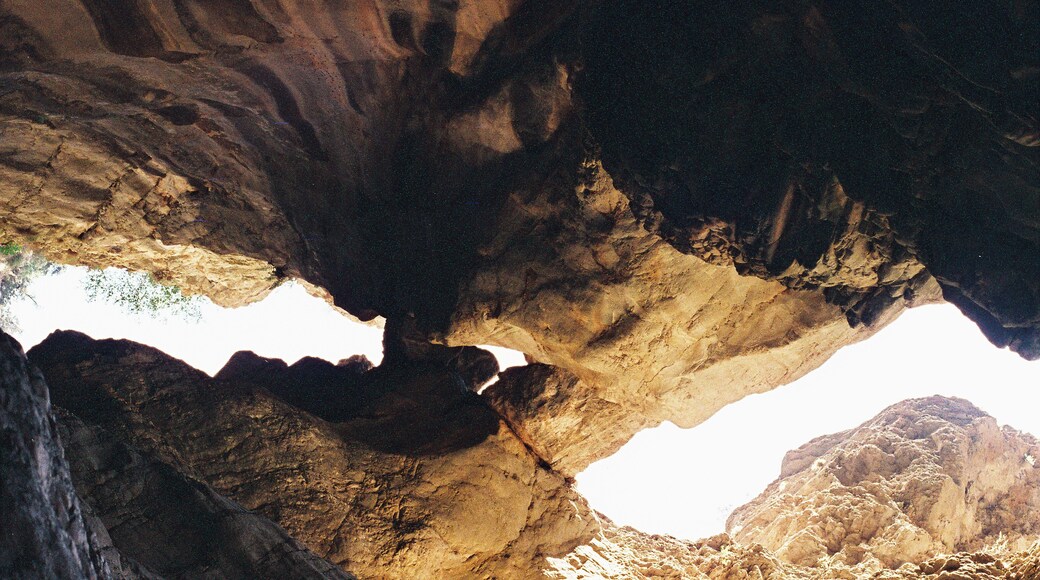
548;526;1040;580
728;396;1040;568
450;162;939;473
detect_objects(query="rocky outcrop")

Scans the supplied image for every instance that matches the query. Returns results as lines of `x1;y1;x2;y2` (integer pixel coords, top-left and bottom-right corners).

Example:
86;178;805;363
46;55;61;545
580;1;1040;359
546;397;1040;579
484;363;649;477
1;1;1039;576
0;330;110;579
728;396;1040;569
10;326;1040;578
457;160;932;476
29;330;599;578
2;1;1033;353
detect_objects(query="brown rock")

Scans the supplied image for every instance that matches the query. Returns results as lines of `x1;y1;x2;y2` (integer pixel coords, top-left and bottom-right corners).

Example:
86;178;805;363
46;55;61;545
55;409;353;579
30;330;599;578
455;162;927;474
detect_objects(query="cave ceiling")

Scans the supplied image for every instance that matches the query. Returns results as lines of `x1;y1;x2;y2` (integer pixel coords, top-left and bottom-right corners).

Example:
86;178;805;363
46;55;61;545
0;0;1037;456
2;2;1039;578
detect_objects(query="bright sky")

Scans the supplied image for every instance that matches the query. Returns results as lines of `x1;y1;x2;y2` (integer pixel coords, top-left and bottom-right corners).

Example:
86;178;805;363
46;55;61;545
576;303;1040;539
9;267;386;375
7;266;1039;541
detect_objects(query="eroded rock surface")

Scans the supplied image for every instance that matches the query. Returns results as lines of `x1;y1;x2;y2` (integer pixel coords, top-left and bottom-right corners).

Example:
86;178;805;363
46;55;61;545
2;1;1039;576
728;396;1040;568
2;2;1036;508
548;527;1040;580
581;1;1040;358
1;0;1035;354
30;330;599;579
458;161;935;475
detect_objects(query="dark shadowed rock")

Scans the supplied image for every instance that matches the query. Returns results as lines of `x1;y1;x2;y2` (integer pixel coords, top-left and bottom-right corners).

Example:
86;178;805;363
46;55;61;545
0;331;110;579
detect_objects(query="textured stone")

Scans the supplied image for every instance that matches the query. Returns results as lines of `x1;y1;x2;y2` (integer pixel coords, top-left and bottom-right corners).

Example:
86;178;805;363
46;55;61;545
55;408;354;579
581;0;1040;359
546;397;1040;579
0;0;1035;355
460;162;935;475
728;396;1040;568
547;527;1040;580
1;2;1034;503
1;1;1039;575
30;331;599;579
0;330;110;579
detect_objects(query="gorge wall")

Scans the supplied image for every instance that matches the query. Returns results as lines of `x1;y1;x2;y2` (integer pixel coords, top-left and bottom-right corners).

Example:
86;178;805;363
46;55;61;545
6;329;1039;579
1;0;1038;577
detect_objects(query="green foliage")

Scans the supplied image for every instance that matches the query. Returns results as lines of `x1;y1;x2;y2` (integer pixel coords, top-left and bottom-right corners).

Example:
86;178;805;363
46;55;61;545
82;269;203;322
0;248;61;333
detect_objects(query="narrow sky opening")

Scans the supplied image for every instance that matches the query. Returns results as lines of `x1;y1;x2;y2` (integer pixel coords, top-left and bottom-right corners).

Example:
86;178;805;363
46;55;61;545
6;265;528;379
576;304;1040;540
8;266;385;375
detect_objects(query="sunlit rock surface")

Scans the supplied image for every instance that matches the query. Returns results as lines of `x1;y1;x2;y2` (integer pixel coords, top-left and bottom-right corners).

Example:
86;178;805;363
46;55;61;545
728;396;1040;568
1;0;1035;351
2;1;1039;577
548;397;1040;579
458;161;935;476
548;527;1040;580
29;331;599;579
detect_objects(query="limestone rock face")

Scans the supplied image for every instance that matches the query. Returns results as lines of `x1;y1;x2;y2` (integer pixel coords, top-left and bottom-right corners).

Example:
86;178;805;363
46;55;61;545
29;331;599;579
0;330;110;580
546;397;1040;579
0;0;579;314
484;363;650;477
727;396;1040;568
2;1;1036;502
2;1;1039;575
1;0;1036;354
